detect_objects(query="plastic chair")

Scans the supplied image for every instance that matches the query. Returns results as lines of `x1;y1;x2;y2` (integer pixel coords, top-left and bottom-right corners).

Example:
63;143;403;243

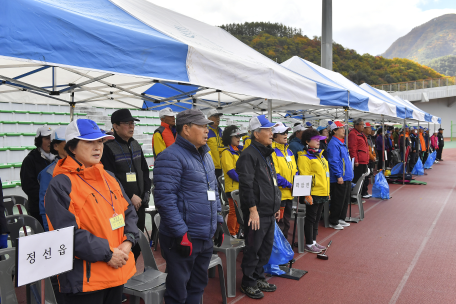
202;255;227;304
212;190;246;297
4;215;57;304
124;231;167;304
217;176;230;216
0;248;18;304
347;168;370;222
3;195;28;215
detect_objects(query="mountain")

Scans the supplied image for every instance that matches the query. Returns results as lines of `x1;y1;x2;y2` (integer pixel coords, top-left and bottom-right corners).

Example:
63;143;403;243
382;14;456;75
219;22;444;85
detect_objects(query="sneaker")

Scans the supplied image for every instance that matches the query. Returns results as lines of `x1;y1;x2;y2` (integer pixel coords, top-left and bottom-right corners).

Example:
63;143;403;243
241;285;264;299
122;294;128;303
231;234;238;239
329;224;344;230
304;244;322;254
314;243;326;250
257;279;277;292
339;220;350;227
362;194;371;199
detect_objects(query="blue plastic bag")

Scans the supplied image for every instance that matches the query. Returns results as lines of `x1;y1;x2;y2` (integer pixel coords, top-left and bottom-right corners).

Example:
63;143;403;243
390;163;404;175
424;151;437;169
264;222;294;275
411;158;424;175
372;171;390;200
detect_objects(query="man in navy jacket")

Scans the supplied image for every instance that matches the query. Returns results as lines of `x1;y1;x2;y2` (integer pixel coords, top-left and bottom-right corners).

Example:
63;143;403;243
153;109;225;304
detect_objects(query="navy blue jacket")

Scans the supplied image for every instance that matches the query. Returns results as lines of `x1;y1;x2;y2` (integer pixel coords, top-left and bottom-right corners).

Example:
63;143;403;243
153;135;223;240
326;136;354;183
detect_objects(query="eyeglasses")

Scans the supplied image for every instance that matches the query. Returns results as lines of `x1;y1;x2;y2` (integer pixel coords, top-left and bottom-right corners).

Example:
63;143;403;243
234;135;242;138
119;122;135;126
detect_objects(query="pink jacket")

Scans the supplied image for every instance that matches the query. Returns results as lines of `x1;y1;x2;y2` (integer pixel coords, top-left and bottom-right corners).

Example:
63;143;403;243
430;135;439;150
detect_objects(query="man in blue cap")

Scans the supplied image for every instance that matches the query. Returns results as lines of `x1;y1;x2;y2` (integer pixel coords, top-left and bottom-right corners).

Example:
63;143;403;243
237;115;281;299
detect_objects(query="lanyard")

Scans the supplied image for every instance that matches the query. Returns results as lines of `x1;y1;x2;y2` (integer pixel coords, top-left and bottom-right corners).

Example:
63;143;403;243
77;175;116;214
115;140;132;172
252;145;274;176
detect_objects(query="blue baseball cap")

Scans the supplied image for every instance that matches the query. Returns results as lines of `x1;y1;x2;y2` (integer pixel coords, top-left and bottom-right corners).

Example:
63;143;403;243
249;115;277;130
65;119;114;142
316;126;326;131
304;121;313;128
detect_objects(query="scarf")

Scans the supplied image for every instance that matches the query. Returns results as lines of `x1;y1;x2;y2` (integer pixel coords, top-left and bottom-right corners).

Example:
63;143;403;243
40;148;56;162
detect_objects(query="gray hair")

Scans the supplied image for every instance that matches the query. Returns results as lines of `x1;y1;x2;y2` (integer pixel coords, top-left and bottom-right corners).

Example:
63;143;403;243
250;128;261;140
353;118;364;126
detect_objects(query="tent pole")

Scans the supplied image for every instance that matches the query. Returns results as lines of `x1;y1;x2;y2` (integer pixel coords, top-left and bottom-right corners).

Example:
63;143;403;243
382;116;385;171
403;119;406;185
268;99;272;122
321;0;333;70
70;92;75;122
52;67;57;92
344;107;349;142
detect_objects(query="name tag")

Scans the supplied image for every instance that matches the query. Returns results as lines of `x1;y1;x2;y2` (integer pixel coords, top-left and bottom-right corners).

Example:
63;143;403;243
326;172;330;177
126;172;136;182
109;214;125;230
273;177;277;186
285;156;292;162
207;190;216;201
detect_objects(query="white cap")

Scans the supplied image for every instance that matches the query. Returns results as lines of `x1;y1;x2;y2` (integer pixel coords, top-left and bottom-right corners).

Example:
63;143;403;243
207;109;223;118
159;107;176;118
249;115;277;131
292;124;305;133
272;122;291;134
36;126;53;138
51;127;67;141
230;128;247;137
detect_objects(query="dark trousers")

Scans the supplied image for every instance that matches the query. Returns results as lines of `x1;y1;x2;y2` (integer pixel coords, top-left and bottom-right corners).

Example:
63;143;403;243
409;152;418;171
29;211;44;229
160;234;213;304
329;181;351;226
241;215;275;287
354;164;368;196
61;285;123;304
51;275;64;304
422;151;428;164
304;202;324;245
278;200;292;241
132;205;145;261
437;146;443;160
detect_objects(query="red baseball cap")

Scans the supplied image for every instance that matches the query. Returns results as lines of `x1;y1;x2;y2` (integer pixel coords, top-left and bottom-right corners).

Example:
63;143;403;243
329;121;346;131
365;122;373;127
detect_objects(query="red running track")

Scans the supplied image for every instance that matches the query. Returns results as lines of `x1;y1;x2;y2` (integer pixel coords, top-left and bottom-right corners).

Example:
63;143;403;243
13;148;456;304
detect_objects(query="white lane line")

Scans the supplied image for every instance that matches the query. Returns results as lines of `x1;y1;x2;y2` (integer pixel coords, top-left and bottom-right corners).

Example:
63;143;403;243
229;186;407;303
389;179;456;304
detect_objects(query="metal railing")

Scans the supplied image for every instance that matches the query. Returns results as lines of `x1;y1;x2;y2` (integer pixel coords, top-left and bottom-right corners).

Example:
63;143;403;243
372;76;456;92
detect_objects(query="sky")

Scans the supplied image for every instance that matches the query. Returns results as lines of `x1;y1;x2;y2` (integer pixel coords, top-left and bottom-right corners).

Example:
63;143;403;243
148;0;456;56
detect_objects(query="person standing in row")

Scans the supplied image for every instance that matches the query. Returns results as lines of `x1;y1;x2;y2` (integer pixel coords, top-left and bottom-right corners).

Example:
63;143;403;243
271;122;297;242
418;127;427;162
289;123;306;161
152;107;176;157
45;119;139;304
242;131;252;149
326;121;353;230
317;126;329;159
364;122;376;197
221;125;245;238
297;128;330;253
38;126;67;232
207;109;224;181
153;109;224;304
101;109;151;261
237;115;280;299
409;127;419;170
348;118;370;198
437;127;445;161
21;126;55;228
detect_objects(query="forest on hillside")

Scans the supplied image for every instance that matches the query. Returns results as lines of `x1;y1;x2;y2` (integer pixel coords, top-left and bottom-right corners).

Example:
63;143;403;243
424;55;456;76
219;22;444;85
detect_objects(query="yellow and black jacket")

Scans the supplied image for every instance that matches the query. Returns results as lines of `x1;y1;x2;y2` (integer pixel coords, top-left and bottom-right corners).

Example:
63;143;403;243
221;145;243;194
271;142;298;201
297;149;330;197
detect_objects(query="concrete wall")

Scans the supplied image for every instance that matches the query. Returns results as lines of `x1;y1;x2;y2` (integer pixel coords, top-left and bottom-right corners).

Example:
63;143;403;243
412;97;456;138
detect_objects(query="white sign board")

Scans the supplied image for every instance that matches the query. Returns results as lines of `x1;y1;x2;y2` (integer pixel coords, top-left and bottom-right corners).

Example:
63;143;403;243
17;226;74;286
292;175;312;197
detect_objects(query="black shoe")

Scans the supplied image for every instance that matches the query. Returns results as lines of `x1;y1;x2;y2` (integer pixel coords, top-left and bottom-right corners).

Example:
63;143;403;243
241;284;264;299
279;259;295;266
257;279;277;292
122;294;128;303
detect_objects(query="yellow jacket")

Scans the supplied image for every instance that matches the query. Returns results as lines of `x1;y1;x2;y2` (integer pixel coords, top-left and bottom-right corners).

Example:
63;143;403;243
221;145;242;193
242;135;251;149
271;142;298;200
297;149;330;197
207;126;223;169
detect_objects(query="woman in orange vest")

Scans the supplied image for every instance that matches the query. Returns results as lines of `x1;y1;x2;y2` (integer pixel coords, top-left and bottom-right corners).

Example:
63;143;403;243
45;119;139;304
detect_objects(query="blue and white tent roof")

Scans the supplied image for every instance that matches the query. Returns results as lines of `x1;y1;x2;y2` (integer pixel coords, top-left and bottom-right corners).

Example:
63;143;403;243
0;0;355;113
